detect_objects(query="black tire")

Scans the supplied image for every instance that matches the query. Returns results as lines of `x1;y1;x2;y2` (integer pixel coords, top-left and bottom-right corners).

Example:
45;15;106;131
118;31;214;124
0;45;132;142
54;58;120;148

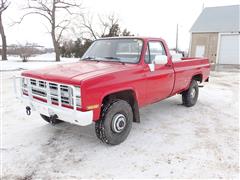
95;99;133;145
40;114;63;124
182;80;199;107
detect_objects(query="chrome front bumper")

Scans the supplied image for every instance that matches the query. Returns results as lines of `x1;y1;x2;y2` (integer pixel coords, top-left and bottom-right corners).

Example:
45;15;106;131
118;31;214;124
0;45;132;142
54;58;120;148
14;76;93;126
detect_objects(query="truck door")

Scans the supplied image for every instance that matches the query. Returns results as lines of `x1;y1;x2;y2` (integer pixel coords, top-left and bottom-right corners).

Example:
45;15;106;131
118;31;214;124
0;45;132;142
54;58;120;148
144;41;174;104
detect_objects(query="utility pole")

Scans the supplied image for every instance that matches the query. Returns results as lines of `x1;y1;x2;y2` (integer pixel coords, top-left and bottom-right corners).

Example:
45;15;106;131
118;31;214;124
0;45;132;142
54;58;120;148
176;24;178;53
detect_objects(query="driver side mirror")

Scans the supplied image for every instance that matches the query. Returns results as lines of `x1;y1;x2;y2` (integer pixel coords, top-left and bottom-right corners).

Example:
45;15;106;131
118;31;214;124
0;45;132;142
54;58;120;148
153;55;168;65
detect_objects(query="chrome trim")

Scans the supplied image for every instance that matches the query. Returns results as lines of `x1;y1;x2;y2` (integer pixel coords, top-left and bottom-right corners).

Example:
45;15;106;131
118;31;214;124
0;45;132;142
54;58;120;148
14;76;80;110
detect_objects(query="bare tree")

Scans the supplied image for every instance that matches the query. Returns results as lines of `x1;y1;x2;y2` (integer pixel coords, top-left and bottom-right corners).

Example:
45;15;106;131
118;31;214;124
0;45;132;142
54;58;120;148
99;14;120;37
80;14;120;40
79;14;133;40
17;43;41;62
19;0;81;61
0;0;10;60
80;14;99;40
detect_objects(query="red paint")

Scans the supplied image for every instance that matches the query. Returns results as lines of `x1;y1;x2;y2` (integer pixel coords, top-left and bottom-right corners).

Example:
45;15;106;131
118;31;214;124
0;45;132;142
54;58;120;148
21;37;210;121
32;96;47;102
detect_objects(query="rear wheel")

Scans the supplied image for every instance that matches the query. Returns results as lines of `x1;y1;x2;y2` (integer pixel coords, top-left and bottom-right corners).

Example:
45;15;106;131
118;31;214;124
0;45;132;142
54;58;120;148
40;114;63;124
95;99;133;145
182;80;199;107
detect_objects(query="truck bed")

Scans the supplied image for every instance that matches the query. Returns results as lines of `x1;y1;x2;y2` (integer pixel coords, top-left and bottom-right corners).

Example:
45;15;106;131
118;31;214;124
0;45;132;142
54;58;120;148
171;57;210;95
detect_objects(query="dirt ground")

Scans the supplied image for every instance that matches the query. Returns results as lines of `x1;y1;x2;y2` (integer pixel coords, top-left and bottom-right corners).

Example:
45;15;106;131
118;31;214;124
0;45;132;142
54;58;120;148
1;70;239;179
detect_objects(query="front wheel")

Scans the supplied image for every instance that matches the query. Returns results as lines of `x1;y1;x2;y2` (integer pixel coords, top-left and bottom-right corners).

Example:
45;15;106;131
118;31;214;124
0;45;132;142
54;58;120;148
182;80;199;107
95;99;133;145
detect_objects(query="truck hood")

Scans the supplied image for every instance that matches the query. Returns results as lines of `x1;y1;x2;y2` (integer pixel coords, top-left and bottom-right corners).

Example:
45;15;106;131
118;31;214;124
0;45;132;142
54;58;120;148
22;61;137;85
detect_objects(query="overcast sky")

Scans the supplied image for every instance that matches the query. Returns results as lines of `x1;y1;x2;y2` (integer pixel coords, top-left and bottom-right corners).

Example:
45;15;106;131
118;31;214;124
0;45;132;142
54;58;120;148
2;0;240;50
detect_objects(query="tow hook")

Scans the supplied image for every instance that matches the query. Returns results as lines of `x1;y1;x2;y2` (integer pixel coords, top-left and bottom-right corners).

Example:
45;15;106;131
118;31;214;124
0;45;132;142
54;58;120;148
49;114;58;125
26;106;31;115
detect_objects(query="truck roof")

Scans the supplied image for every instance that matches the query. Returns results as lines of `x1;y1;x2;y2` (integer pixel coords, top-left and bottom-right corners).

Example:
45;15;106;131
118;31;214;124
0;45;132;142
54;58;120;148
97;36;165;41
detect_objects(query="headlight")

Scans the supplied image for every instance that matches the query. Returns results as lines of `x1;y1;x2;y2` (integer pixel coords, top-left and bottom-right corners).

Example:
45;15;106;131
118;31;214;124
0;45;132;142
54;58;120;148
75;87;81;97
75;87;81;107
21;77;28;95
22;77;28;87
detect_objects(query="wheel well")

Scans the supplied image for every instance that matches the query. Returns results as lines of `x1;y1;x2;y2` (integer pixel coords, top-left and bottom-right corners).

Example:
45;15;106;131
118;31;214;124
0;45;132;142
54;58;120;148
102;90;140;123
192;74;203;83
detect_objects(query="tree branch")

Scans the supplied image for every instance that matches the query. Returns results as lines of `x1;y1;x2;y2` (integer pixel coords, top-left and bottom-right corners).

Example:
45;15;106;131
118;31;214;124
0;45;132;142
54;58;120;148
81;14;99;39
56;20;70;43
0;0;10;14
17;11;52;24
55;0;82;8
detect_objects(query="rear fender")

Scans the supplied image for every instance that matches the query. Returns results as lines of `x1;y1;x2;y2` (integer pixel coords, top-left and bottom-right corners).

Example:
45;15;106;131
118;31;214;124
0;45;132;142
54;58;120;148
186;72;203;90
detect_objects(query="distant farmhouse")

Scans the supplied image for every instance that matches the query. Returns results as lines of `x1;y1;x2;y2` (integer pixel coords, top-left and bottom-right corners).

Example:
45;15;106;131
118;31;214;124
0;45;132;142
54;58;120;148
189;5;240;65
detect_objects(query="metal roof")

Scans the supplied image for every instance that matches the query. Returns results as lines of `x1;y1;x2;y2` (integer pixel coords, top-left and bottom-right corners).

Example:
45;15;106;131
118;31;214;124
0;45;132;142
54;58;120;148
190;5;240;33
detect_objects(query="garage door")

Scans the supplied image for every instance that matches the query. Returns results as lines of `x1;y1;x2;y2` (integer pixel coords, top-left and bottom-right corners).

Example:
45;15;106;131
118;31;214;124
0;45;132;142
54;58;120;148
218;34;240;64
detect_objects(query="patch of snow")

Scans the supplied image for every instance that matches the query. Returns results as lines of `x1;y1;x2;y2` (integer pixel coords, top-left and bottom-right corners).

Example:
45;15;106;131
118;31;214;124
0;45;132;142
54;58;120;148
1;70;239;179
0;53;80;71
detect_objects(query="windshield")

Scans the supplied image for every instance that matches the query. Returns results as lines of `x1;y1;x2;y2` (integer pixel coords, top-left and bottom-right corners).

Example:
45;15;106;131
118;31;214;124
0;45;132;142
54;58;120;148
81;38;143;63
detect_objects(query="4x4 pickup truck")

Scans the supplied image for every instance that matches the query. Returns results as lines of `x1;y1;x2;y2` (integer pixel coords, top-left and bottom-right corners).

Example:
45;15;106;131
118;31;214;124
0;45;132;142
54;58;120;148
15;37;210;145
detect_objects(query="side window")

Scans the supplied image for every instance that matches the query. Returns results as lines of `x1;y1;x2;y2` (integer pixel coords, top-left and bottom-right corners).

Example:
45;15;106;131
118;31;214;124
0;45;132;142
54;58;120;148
144;45;150;63
148;41;166;63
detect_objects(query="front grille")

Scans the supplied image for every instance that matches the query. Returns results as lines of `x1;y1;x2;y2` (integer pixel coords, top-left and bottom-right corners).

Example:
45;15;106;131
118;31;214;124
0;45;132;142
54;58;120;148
26;79;76;107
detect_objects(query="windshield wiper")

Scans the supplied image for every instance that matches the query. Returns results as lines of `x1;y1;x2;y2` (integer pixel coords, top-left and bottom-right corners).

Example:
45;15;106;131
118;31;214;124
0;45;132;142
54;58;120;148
81;56;101;62
82;56;125;64
103;56;125;64
104;56;121;60
81;56;96;60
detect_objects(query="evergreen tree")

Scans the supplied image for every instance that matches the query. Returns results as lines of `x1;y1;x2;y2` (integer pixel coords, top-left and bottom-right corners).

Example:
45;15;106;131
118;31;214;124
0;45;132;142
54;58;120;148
73;38;82;58
102;24;121;37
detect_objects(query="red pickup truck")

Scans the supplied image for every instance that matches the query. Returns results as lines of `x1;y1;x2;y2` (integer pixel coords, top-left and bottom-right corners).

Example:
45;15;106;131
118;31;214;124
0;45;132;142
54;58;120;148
15;37;210;145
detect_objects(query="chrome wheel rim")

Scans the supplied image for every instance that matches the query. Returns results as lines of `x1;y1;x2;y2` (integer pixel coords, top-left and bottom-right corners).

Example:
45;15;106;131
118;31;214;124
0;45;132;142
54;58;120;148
112;113;127;133
190;88;196;98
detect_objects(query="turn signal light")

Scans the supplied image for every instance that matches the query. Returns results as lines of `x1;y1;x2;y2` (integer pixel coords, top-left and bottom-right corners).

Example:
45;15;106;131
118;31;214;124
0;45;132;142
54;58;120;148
86;104;99;110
